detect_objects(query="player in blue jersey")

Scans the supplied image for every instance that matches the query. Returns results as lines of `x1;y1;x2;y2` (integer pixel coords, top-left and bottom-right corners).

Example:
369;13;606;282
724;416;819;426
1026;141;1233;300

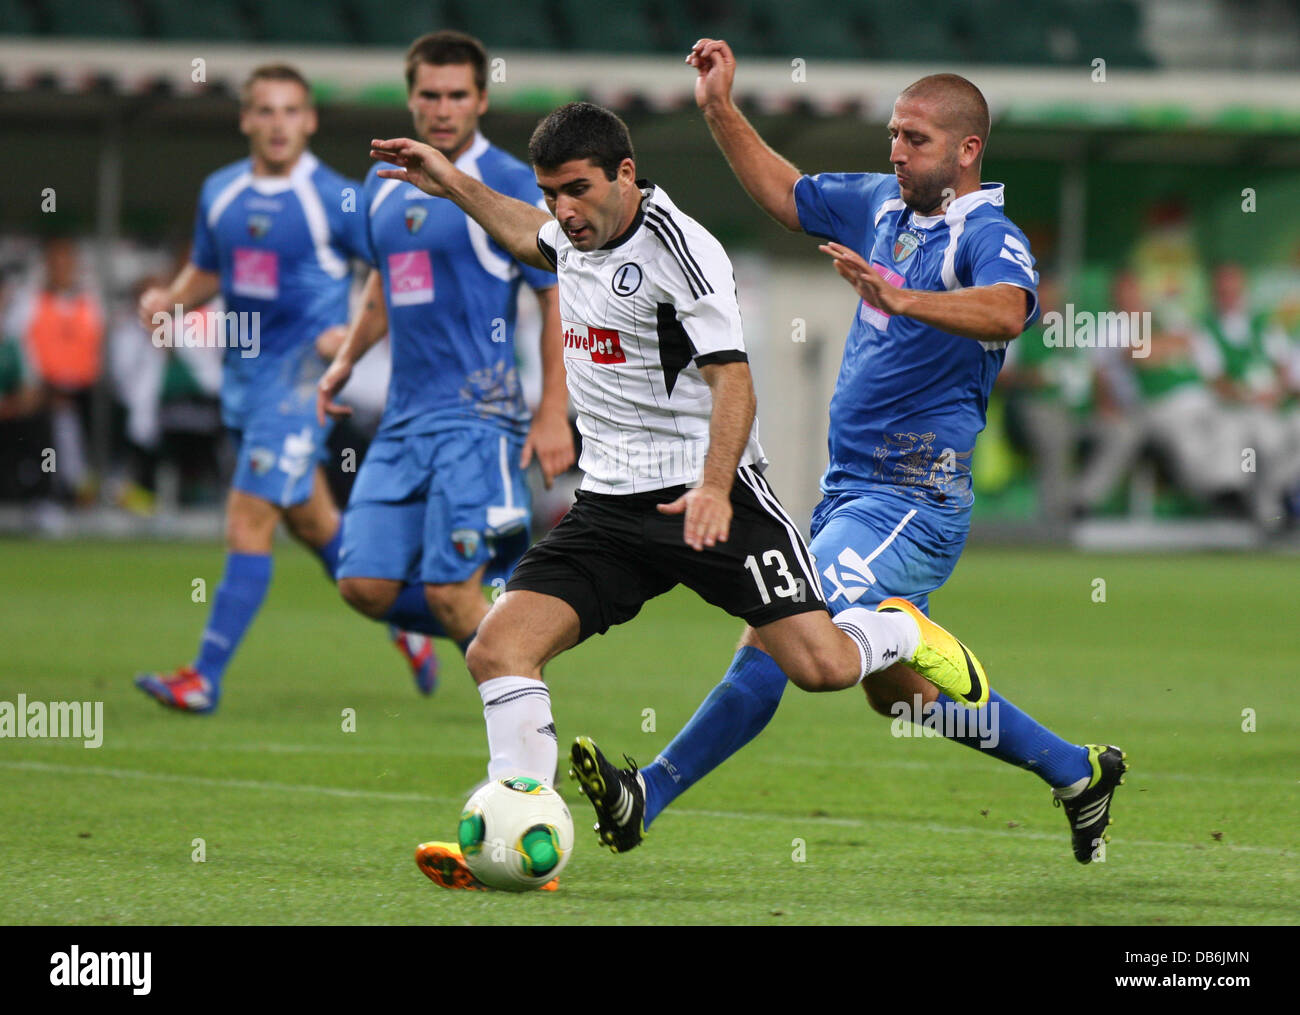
571;40;1125;865
134;65;434;713
316;32;572;695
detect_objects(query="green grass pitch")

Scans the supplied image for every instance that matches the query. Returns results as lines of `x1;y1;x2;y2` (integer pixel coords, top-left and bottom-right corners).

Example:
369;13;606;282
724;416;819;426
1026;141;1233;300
1;539;1296;925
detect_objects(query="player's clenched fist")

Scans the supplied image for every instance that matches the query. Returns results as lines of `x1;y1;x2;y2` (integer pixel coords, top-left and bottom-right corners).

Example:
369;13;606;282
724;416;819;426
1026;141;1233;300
316;356;353;425
687;38;738;113
137;286;172;331
370;137;455;197
658;485;732;551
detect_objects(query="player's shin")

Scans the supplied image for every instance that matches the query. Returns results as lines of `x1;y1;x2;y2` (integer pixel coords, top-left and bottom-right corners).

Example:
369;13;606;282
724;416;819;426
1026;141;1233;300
192;552;273;687
311;529;342;580
641;646;787;827
929;689;1091;787
478;675;558;786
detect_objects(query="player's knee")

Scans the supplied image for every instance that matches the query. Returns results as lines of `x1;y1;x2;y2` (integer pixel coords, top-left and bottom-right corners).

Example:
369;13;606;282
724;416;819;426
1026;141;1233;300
337;578;394;619
225;504;277;553
863;663;937;717
284;506;336;548
423;578;479;617
465;631;507;684
862;679;899;716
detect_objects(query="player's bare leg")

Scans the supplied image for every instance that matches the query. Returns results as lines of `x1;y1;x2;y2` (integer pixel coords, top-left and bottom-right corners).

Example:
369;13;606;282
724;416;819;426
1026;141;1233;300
225;487;283;553
466;589;580;683
338;576;401;618
424;565;492;643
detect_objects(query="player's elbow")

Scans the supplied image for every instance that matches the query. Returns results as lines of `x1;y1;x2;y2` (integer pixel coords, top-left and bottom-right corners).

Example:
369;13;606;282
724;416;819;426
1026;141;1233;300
987;310;1025;343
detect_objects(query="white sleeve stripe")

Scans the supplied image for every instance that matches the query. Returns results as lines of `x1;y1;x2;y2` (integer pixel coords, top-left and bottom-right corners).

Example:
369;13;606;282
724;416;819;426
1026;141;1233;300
369;178;402;218
1002;232;1030;257
647;208;712;293
291;176;349;279
207;171;252;230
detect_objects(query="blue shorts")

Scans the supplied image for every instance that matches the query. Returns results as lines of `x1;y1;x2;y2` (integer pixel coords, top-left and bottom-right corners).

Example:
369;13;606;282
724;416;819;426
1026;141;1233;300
337;426;531;587
808;489;970;617
228;412;333;509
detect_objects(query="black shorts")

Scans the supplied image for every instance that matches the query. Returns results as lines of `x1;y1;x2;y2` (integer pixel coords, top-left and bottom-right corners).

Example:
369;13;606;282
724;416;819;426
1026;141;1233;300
506;464;827;643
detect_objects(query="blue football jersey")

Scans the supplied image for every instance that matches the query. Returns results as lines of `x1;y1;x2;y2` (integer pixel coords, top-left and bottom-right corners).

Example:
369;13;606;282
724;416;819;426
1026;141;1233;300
362;132;556;437
191;151;365;428
795;173;1039;511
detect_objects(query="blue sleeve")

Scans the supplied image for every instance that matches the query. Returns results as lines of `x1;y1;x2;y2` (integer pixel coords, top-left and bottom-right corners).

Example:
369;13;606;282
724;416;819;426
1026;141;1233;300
321;173;368;264
338;175;370;263
960;220;1041;328
498;164;556;291
793;172;893;246
190;187;219;272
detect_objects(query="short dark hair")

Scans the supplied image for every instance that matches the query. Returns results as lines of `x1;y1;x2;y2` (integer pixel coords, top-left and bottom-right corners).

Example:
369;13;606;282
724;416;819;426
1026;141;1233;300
241;64;312;108
405;30;488;93
528;102;635;181
897;73;990;149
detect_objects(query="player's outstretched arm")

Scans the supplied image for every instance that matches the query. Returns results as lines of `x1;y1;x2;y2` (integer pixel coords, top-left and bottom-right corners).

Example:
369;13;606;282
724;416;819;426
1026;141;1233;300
687;39;802;232
317;269;387;424
657;360;755;550
820;242;1029;342
137;262;220;330
370;137;553;271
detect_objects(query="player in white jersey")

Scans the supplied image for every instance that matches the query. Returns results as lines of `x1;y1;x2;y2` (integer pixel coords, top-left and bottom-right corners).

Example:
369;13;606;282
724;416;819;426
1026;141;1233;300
370;102;993;889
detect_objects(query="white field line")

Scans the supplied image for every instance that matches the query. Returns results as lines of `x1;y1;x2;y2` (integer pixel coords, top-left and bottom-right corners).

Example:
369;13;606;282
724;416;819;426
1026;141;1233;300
2;760;1293;859
15;740;1298;787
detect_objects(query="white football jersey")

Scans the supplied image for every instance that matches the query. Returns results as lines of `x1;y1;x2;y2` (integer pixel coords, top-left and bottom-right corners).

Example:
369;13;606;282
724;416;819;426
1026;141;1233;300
537;182;765;494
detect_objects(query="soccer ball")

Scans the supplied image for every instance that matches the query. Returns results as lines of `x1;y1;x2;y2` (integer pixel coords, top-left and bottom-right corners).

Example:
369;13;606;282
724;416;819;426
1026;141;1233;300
457;776;574;891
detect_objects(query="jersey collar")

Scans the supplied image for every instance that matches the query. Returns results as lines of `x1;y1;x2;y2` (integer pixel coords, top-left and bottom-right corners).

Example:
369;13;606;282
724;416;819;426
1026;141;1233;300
944;182;1004;222
248;150;318;194
452;132;490;169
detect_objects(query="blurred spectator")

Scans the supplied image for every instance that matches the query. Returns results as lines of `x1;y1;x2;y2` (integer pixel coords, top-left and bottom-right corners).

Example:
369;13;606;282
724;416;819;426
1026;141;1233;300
1000;274;1081;521
4;237;104;505
1196;263;1300;527
108;259;224;513
1074;271;1146;514
0;262;53;503
1132;272;1249;511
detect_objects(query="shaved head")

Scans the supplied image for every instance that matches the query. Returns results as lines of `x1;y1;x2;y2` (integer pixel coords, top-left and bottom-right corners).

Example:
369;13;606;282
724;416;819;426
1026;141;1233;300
897;73;990;152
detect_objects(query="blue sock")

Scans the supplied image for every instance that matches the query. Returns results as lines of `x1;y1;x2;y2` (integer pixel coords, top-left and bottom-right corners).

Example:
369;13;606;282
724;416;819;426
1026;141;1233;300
642;647;787;827
193;552;273;688
930;689;1091;788
313;530;342;580
382;583;451;639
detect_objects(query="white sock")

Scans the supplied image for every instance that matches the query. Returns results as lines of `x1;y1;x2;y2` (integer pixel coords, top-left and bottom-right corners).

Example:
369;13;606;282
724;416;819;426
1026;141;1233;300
833;607;920;683
478;675;557;786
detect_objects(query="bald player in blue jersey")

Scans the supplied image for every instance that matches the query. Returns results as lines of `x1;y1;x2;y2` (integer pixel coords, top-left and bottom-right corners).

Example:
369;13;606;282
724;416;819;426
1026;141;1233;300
135;65;433;713
570;40;1125;866
317;32;573;688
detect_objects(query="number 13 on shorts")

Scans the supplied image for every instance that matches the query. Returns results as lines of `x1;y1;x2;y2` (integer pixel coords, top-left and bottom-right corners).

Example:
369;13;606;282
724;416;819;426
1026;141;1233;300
744;550;805;604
